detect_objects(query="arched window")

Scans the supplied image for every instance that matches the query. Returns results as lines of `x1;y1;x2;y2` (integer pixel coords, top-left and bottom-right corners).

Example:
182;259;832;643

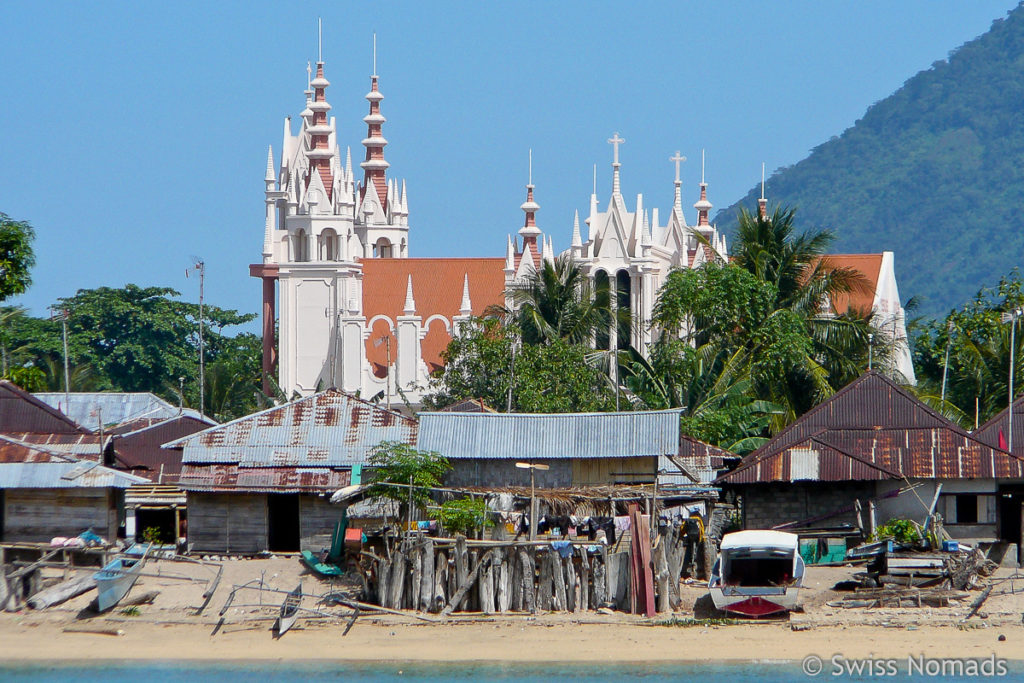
594;270;610;350
294;229;308;262
374;237;393;259
616;270;632;350
320;229;338;261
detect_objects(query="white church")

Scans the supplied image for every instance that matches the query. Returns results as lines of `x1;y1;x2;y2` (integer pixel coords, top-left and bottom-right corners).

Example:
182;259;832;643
251;49;915;406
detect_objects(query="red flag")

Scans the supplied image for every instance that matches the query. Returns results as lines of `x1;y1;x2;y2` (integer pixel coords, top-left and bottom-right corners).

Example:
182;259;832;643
999;428;1008;451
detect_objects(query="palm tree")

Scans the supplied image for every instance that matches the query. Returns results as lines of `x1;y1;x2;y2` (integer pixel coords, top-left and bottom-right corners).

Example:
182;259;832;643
498;254;615;346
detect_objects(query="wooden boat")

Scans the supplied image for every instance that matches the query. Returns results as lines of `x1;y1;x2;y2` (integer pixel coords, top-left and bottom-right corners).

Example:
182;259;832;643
274;583;302;637
93;544;150;612
708;530;804;617
300;550;344;578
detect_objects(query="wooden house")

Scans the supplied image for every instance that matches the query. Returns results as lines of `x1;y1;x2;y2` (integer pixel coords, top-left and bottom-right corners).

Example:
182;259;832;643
416;409;684;488
718;372;1024;555
168;390;418;554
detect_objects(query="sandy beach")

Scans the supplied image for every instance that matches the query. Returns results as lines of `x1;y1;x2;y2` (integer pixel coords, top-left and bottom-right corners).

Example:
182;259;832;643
1;557;1022;663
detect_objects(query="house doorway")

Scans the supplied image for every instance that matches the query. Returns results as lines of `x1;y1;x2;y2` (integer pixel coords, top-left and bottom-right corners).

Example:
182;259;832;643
997;485;1024;563
267;494;300;552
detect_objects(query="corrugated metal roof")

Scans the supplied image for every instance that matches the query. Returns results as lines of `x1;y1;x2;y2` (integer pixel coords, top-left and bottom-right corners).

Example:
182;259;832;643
179;464;350;493
0;381;90;434
0;461;149;489
169;390;417;471
5;433;109;462
112;415;212;482
721;427;1024;484
974;395;1024;456
659;434;739;485
0;435;78;464
33;392;205;430
417;410;682;459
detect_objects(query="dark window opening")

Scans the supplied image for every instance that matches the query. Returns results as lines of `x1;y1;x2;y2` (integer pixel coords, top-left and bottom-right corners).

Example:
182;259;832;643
135;508;182;544
955;494;978;524
268;493;301;552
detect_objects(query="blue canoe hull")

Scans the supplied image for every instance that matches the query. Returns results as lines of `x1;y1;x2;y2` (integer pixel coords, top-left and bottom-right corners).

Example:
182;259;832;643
93;547;147;612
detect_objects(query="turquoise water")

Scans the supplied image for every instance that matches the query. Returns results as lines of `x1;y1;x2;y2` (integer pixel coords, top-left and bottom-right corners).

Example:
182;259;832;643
2;661;1023;682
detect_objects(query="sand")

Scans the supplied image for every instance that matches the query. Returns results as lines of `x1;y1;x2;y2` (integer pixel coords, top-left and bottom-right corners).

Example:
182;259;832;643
1;557;1022;663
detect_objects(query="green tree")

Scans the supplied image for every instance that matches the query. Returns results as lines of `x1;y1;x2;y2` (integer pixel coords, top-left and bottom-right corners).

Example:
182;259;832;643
424;318;618;413
914;270;1024;427
367;441;450;510
499;254;613;346
0;213;35;302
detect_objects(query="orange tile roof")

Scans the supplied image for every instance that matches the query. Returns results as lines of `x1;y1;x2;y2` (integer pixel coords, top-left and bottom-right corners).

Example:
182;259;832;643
815;253;883;315
361;258;506;375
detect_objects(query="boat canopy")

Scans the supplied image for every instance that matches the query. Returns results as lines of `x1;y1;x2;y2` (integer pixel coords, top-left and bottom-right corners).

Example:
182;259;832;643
720;530;798;552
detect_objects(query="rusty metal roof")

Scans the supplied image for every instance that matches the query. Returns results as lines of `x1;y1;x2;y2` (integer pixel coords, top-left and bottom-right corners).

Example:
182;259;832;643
660;435;739;485
179;464;350;493
720;374;1024;486
974;395;1024;456
417;409;682;460
4;433;110;462
0;381;90;434
0;435;77;464
168;390;417;472
112;415;213;483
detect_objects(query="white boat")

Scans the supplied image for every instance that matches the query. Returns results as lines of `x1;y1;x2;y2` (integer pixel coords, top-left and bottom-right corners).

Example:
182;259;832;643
708;530;805;617
93;543;150;612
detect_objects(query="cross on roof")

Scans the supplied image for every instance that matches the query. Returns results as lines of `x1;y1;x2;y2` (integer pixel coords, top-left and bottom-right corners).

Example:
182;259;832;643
670;151;686;184
608;132;625;165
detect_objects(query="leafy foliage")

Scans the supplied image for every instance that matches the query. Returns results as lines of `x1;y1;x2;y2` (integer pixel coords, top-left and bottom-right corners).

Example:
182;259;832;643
913;270;1024;427
0;212;35;302
0;285;261;420
436;498;491;536
715;6;1024;320
424;318;617;413
872;518;922;544
367;441;450;509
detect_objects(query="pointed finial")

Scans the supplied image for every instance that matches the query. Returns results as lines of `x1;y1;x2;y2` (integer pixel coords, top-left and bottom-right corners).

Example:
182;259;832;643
505;235;516;270
318;18;323;63
372;32;377;77
403;274;416;314
265;146;275;182
572;210;582;248
460;274;472;315
608;132;625;197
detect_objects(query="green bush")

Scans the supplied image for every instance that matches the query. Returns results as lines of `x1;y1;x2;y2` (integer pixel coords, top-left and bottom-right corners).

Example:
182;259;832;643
872;518;921;544
437;498;492;536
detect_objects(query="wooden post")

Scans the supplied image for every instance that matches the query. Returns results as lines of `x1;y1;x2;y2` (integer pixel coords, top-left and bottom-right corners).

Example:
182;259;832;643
579;547;590;612
510;548;523;612
869;501;877;537
479;551;495;613
432;550;447;613
411;541;423;611
566;550;578;612
467;550;479;611
654;536;670;613
537;550;552;611
377;559;391;606
454;534;469;612
592;550;606;608
419;538;434;612
552;552;567;611
387;551;406;610
497;549;511;612
441;549;492;617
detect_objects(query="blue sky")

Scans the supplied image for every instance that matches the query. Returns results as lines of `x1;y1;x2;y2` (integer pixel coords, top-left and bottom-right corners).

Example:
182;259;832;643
1;1;1017;330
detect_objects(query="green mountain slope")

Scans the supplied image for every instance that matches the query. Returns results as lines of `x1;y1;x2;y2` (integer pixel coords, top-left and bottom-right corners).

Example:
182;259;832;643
714;5;1024;320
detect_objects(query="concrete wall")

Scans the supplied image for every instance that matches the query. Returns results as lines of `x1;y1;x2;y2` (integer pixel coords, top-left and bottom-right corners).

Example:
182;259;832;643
875;479;1000;543
737;482;875;530
445;459;572;488
3;489;117;542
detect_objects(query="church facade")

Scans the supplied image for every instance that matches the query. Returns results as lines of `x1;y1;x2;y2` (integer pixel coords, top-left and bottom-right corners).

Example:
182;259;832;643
251;52;914;406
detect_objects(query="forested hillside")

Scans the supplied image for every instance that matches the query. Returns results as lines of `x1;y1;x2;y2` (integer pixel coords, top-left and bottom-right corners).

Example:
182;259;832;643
715;4;1024;319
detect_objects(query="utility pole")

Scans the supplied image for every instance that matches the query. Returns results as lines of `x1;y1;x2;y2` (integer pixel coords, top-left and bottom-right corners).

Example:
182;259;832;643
191;260;206;418
49;306;71;410
867;333;874;372
506;343;516;412
1003;308;1022;454
940;320;954;403
516;462;550;541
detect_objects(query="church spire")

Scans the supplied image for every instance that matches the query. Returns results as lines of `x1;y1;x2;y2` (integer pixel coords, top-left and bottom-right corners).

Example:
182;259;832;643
360;34;390;210
670;151;685;213
608;132;625;198
518;149;541;253
265;146;276;188
758;162;767;219
403;274;416;315
459;274;472;316
306;25;334;201
694;149;712;227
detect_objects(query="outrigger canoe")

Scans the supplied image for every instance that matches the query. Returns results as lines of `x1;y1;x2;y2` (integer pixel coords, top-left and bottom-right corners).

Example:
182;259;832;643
93;543;150;612
274;583;302;637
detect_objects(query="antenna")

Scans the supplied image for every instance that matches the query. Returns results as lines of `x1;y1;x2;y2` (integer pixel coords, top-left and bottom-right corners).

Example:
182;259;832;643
373;32;377;76
701;149;706;184
318;18;322;62
528;149;533;185
306;61;311;89
761;162;766;199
